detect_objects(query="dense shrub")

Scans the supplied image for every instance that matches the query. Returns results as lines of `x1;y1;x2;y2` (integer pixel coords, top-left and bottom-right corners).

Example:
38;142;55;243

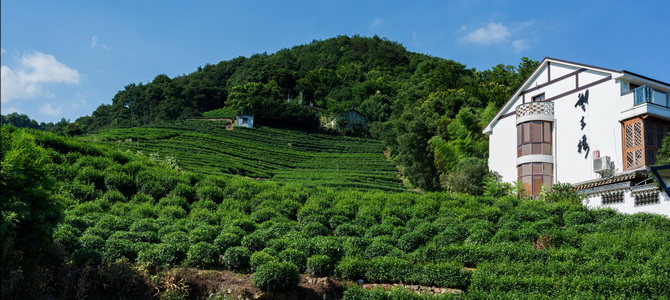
242;230;271;252
104;171;136;197
232;218;257;233
302;222;329;237
214;232;242;252
365;241;400;259
196;185;225;203
138;243;185;266
223;246;252;272
365;224;394;238
72;247;103;265
171;183;197;202
130;193;155;204
100;190;127;203
335;224;364;237
328;215;350;230
335;257;367;279
253;262;301;292
188;224;219;243
158;205;187;219
186;242;219;268
79;233;106;250
279;248;307;272
250;251;278;271
130;218;159;233
96;215;132;231
307;255;333;277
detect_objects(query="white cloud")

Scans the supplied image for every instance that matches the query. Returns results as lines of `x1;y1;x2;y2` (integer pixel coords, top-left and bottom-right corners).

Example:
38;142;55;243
371;18;384;28
90;35;111;50
512;39;529;52
1;48;5;55
1;51;80;104
461;22;510;44
39;103;62;116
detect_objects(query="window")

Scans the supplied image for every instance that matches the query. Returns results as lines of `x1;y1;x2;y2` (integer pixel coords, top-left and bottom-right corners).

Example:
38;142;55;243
623;117;670;169
634;193;659;206
517;162;553;196
517;121;552;156
601;192;624;205
532;93;545;102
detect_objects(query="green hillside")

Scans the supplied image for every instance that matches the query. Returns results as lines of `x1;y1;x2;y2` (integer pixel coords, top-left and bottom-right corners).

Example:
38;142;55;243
81;120;405;192
3;126;670;299
62;35;538;192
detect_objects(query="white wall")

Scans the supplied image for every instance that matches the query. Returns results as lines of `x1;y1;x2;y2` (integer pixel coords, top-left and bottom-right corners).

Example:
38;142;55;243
552;76;622;183
584;192;670;217
487;61;624;185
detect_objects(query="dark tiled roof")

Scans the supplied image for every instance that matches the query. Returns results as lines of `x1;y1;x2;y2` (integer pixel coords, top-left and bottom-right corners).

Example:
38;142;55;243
573;169;650;190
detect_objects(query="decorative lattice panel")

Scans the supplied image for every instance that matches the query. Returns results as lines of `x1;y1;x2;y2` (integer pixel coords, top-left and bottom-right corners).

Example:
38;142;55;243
515;102;554;118
623;118;645;170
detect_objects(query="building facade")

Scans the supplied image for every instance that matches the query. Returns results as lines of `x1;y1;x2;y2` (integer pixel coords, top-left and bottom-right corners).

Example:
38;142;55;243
236;114;254;128
483;58;670;216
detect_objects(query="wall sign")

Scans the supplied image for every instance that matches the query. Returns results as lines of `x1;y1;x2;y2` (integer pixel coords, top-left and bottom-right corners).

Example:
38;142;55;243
576;89;590;159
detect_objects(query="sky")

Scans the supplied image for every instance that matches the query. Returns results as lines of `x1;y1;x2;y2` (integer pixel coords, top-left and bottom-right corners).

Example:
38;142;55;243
2;0;669;124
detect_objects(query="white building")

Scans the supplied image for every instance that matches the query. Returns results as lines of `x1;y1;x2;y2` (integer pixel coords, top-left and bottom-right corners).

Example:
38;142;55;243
483;58;670;216
236;114;254;128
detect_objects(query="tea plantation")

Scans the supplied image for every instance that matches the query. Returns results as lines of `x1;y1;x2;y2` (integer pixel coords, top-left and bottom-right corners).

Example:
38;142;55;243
81;120;405;192
3;126;670;299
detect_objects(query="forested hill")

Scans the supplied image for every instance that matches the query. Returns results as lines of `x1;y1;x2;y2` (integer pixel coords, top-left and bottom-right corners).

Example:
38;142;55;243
63;35;539;191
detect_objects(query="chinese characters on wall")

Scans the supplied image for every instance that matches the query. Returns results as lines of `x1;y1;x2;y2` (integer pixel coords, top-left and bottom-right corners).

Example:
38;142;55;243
576;90;590;159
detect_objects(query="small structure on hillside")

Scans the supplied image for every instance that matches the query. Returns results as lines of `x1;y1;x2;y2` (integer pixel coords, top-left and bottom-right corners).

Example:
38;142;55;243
321;109;369;131
236;114;254;128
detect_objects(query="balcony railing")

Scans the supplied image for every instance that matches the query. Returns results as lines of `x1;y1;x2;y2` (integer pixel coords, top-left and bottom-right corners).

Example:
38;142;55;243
516;101;554;119
634;85;669;108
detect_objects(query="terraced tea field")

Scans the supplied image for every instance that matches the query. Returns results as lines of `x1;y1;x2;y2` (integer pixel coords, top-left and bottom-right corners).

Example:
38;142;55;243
82;120;405;192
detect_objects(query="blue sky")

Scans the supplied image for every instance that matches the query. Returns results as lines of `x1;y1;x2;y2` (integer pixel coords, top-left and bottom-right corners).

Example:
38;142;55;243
2;0;669;123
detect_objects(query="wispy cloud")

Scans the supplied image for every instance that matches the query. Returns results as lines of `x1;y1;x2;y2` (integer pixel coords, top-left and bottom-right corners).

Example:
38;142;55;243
511;39;529;53
90;35;111;50
459;21;535;53
371;18;384;29
1;51;80;104
461;22;510;44
39;103;62;116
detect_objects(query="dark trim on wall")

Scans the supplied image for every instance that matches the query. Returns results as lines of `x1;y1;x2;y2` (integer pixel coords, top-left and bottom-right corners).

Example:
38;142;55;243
545;57;621;73
520;68;588;96
496;75;612;121
547;62;551;82
575;73;579;88
546;76;612;102
499;111;516;120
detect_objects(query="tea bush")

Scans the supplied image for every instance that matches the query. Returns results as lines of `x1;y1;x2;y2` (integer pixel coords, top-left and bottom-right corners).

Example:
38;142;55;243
223;246;251;272
253;262;300;292
306;255;333;277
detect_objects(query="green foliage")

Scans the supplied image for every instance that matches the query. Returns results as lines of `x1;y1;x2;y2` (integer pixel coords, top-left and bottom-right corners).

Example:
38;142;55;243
306;255;333;277
5;124;670;298
223;246;252;272
253;261;301;292
443;157;491;195
250;251;278;271
278;248;308;272
540;183;582;204
656;134;670;165
214;232;242;252
185;242;219;268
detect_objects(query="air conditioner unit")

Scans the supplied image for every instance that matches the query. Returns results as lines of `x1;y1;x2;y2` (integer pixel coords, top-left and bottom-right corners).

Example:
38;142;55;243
594;156;612;173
